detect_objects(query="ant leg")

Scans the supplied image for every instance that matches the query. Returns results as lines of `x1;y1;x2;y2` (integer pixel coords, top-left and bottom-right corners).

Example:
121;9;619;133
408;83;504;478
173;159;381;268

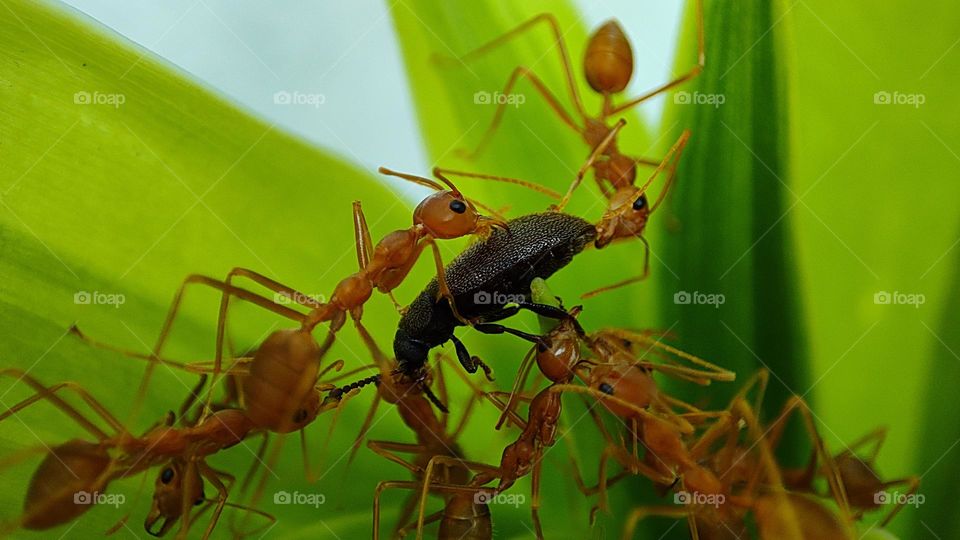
461;66;582;160
209;267;325;413
436;353;511;430
0;369;125;439
769;396;852;519
484;391;531;431
531;458;545;539
599;328;735;382
642;130;691;211
879;476;920;526
374;480;425;540
67;325;194;370
555;119;627;211
840;426;888;463
196;461;230;540
448;335;494;380
176;459;200;539
424;238;471;325
580;236;650;299
367;441;431;475
494;348;537;430
175;374;208;425
238;432;270;496
132;274;307;422
436;13;588;119
352;201;374;270
609;0;705;115
346;394;382;467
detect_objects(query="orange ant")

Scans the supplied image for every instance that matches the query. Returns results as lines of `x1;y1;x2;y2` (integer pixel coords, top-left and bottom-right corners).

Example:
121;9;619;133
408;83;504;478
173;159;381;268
436;2;704;217
598;370;861;539
399;300;731;539
420;127;690;299
0;324;355;538
338;323;492;539
779;425;920;527
0;368;262;537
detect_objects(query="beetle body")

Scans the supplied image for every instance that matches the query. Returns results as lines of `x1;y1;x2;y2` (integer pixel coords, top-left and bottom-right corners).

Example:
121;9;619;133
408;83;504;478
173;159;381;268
395;212;595;373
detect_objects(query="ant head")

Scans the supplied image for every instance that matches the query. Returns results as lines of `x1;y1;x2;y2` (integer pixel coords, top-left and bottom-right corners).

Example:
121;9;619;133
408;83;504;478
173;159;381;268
146;460;204;537
413;190;486;239
590;362;658;419
536;322;583;384
594;187;651;248
378;166;508;240
584;20;634;94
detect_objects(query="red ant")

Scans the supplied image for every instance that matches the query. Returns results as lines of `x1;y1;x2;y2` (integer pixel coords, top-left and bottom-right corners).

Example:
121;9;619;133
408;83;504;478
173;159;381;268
596;370;863;539
779;424;920;527
436;2;705;224
421;125;691;299
334;322;491;539
398;300;731;539
0;322;357;538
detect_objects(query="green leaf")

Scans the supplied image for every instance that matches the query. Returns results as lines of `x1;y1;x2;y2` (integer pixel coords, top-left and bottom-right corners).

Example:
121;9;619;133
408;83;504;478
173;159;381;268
659;0;808;417
906;238;960;535
0;0;411;537
786;1;960;538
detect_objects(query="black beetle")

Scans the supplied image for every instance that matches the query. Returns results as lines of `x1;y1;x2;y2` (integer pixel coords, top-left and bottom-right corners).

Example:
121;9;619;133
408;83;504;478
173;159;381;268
394;212;596;378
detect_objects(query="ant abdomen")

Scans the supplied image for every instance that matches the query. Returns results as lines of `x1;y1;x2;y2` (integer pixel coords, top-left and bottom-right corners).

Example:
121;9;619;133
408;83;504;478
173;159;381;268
438;496;492;540
242;329;321;433
584;20;634;94
23;440;111;530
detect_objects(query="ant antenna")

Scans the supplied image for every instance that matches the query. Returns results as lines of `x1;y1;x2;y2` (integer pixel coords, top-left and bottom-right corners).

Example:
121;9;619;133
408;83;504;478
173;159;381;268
378;167;462;197
326;374;381;402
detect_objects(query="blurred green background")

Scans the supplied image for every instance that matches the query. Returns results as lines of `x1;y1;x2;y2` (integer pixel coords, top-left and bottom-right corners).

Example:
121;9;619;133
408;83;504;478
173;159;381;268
0;0;958;538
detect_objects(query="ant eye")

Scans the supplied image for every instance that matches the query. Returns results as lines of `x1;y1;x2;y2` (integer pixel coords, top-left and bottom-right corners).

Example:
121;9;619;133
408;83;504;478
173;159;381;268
160;468;174;484
632;195;647;211
448;200;467;214
598;382;615;395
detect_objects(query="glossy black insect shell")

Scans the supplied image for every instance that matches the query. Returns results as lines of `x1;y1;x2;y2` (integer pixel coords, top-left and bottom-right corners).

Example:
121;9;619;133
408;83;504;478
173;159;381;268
395;212;597;372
